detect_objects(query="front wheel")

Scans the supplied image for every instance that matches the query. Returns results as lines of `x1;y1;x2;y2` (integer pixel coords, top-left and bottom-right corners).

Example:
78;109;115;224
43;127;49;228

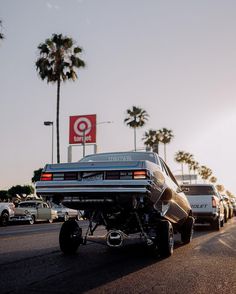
158;220;174;258
0;211;9;226
181;216;195;244
29;215;35;225
59;220;82;254
64;213;69;222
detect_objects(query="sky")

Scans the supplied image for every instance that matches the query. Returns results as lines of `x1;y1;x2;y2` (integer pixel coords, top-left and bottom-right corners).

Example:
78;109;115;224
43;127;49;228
1;0;236;193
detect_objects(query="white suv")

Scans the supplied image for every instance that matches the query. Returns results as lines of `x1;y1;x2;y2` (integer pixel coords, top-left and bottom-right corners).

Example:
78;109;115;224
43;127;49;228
181;184;224;230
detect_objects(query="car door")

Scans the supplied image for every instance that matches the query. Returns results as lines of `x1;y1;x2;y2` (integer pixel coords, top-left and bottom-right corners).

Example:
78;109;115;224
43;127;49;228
37;202;51;221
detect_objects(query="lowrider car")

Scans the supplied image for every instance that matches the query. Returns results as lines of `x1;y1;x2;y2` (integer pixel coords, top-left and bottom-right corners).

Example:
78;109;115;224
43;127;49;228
15;200;58;224
36;151;194;258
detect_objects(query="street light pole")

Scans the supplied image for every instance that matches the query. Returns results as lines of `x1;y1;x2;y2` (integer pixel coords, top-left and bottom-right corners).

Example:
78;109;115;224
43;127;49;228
82;121;113;158
44;121;54;163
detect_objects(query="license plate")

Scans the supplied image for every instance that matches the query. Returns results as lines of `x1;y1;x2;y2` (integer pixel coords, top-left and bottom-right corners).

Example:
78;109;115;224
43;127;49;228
81;173;103;181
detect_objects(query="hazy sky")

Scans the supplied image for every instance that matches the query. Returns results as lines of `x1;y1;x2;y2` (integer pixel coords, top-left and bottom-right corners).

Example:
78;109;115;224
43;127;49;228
1;0;236;192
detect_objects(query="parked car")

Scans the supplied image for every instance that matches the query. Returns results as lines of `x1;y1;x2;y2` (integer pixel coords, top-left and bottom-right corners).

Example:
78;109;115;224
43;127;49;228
51;203;78;221
36;151;194;258
230;197;236;216
0;202;15;226
181;184;224;230
219;195;229;223
15;200;58;224
222;195;234;219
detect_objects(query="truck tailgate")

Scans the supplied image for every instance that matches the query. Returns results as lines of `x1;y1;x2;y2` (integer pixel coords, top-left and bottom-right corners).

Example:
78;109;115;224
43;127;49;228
187;195;213;213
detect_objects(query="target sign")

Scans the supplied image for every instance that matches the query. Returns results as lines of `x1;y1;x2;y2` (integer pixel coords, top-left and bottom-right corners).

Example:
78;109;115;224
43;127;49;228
69;114;96;144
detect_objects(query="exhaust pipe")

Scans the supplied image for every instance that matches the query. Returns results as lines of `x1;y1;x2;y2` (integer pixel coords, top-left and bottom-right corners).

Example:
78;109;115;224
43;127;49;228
106;230;127;248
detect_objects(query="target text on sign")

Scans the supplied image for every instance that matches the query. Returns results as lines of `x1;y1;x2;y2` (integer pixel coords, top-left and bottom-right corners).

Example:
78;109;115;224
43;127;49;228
69;114;96;144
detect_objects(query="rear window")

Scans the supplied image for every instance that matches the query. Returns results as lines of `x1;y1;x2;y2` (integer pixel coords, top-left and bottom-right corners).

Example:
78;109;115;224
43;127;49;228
80;152;157;164
181;185;216;196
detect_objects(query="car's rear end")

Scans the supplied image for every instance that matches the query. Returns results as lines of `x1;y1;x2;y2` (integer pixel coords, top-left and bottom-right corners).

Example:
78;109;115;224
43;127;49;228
36;160;161;211
181;184;224;229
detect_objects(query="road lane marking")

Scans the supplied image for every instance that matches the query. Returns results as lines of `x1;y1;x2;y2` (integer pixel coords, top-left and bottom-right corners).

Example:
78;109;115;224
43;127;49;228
218;238;236;252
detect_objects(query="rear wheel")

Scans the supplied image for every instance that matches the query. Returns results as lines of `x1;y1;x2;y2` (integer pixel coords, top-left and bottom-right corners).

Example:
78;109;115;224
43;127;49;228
158;220;174;258
220;216;224;227
59;220;82;254
224;211;228;223
181;216;195;244
212;217;220;231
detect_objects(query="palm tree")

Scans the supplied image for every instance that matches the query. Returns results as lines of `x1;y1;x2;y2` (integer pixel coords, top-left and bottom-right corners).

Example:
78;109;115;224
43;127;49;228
143;129;157;151
158;128;174;162
184;153;194;183
189;160;199;183
198;165;212;182
36;33;85;163
216;184;225;193
174;151;186;180
124;106;149;151
209;176;217;184
142;129;162;153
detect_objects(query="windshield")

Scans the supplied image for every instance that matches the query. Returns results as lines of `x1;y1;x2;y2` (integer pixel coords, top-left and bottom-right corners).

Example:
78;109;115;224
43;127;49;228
80;152;157;164
52;203;63;208
19;202;36;208
181;185;217;196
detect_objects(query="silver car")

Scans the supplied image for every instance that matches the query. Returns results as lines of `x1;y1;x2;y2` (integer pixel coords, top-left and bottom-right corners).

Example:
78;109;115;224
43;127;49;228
16;200;58;224
51;203;78;221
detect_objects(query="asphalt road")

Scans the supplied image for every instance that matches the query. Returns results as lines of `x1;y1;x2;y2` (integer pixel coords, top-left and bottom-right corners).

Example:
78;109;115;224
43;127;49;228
0;219;235;294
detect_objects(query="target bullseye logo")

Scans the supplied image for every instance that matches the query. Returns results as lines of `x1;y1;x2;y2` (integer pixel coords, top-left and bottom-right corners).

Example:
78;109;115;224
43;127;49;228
74;117;92;136
69;114;96;144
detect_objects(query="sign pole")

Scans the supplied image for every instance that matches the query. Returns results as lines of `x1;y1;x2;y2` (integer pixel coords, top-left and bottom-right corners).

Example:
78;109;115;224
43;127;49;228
82;130;86;157
68;145;72;163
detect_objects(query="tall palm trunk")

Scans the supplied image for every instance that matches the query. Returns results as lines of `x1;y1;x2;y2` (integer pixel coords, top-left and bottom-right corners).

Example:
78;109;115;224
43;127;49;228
188;166;191;184
181;163;184;182
134;127;137;151
56;78;61;163
164;143;167;162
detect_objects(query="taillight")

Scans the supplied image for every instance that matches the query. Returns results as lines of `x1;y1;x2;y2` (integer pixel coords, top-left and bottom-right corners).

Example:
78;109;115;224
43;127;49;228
133;170;147;179
40;173;53;181
212;196;217;208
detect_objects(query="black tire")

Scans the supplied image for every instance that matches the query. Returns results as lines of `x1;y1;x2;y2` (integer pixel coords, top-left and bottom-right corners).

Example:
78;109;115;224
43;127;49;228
220;218;224;227
64;213;69;222
157;220;174;258
181;216;195;244
212;217;220;231
0;211;9;226
59;220;82;254
224;211;228;223
29;215;35;225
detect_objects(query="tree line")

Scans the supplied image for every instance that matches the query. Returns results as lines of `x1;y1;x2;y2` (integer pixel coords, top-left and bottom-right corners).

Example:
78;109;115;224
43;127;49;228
123;106;235;198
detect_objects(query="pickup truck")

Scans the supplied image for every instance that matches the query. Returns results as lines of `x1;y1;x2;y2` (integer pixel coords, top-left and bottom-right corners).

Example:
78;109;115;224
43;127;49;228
36;151;194;258
0;202;34;225
0;202;15;226
181;184;224;230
